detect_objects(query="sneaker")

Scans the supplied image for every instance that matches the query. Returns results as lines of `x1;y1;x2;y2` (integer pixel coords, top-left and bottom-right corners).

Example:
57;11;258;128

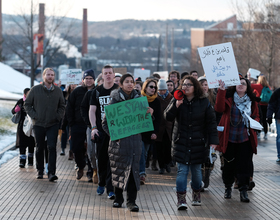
76;168;84;180
127;203;139;212
191;191;201;206
159;168;165;174
97;186;105;195
60;149;65;156
108;192;115;200
48;174;58;182
140;175;145;185
276;158;280;163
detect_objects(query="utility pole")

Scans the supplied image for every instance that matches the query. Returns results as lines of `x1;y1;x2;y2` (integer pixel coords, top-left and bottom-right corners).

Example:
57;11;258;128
164;24;168;72
157;35;161;71
30;0;34;87
171;27;174;70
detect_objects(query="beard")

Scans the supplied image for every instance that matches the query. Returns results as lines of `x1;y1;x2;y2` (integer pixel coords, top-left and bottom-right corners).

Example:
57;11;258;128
45;78;54;84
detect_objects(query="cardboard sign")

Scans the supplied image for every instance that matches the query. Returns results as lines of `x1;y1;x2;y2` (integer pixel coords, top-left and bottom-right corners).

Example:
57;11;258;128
104;96;154;141
60;69;82;85
247;68;260;80
197;42;240;88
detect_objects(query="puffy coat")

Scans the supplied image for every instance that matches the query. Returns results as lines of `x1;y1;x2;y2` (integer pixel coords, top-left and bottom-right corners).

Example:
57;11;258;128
102;88;142;191
215;89;259;154
164;95;219;165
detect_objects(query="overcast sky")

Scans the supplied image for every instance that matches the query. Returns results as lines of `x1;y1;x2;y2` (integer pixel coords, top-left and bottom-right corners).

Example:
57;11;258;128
2;0;238;22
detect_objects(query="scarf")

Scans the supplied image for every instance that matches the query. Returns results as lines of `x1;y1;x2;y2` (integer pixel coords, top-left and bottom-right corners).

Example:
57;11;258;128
233;92;251;134
141;90;157;103
158;90;169;99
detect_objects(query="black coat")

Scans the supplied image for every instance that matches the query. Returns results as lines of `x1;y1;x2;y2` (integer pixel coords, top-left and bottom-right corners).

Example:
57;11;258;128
102;88;142;191
164;96;219;165
267;87;280;120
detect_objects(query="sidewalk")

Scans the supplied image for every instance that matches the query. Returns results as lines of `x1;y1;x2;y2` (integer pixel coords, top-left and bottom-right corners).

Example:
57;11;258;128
0;135;280;220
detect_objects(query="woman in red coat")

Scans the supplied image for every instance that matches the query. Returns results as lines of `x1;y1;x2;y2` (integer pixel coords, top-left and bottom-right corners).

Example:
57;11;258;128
215;78;259;203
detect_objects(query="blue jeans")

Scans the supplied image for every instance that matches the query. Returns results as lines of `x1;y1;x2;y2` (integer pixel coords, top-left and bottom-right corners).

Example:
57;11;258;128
276;119;280;159
176;163;202;192
139;142;151;176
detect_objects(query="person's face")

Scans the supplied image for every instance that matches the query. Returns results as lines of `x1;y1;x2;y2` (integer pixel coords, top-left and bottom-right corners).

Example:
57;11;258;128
43;70;55;84
24;91;29;98
145;82;157;96
182;79;194;96
158;89;167;95
169;73;178;83
167;82;174;92
201;81;209;94
236;79;247;95
134;83;142;91
121;77;134;94
191;72;198;79
102;68;115;83
83;76;95;88
114;77;121;86
71;84;77;90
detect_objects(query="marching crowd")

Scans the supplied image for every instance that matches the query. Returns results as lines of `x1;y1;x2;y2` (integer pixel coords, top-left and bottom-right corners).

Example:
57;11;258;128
11;65;280;212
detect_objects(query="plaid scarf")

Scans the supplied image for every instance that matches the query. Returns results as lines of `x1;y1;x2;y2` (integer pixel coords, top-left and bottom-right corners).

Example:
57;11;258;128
233;92;251;134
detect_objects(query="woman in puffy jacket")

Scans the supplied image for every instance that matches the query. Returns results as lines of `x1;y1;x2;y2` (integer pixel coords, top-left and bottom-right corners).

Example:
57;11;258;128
164;75;218;210
215;78;259;203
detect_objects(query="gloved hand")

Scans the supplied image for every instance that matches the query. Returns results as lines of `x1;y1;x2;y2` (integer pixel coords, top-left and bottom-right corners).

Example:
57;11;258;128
267;118;272;125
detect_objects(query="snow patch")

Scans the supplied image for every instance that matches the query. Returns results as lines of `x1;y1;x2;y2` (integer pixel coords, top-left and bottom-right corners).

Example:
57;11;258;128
0;150;18;167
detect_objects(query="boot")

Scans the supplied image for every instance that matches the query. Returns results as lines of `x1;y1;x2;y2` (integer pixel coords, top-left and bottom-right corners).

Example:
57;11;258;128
151;159;158;171
60;148;65;156
93;168;98;184
68;150;74;160
248;177;255;191
176;191;187;210
191;181;203;206
28;156;34;166
19;158;26;168
240;189;250;203
224;187;232;199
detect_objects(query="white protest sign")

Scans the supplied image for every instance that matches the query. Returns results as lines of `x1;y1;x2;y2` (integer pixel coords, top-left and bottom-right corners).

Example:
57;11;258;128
197;42;240;89
134;69;151;80
247;68;260;80
153;71;168;80
60;69;82;85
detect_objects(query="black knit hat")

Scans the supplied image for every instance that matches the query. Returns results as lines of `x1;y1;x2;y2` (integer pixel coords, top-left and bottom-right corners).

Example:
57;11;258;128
83;69;95;80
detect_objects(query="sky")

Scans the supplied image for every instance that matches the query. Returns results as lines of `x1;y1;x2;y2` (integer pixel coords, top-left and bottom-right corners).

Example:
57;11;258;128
2;0;237;22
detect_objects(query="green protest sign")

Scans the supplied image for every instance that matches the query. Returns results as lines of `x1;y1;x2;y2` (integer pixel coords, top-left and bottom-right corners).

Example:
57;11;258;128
104;96;154;141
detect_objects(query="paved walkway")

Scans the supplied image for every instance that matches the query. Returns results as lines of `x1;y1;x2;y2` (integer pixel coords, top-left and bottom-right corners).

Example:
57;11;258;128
0;134;280;220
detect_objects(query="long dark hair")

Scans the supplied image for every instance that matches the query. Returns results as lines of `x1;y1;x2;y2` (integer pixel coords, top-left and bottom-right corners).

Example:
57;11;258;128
178;75;204;98
226;78;257;102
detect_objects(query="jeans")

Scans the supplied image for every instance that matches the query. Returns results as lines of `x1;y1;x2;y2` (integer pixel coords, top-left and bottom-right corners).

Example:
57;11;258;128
86;127;97;169
176;163;202;192
276;119;280;159
33;124;59;175
139;142;151;175
61;126;72;150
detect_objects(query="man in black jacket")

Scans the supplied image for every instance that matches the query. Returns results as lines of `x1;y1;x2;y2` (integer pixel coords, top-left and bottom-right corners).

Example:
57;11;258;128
67;69;95;179
267;87;280;162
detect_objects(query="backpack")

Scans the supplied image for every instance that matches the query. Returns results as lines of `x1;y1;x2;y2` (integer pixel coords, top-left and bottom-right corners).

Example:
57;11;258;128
260;86;272;103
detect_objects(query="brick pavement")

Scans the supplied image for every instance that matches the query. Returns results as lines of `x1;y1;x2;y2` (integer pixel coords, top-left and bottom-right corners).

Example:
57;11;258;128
0;140;280;220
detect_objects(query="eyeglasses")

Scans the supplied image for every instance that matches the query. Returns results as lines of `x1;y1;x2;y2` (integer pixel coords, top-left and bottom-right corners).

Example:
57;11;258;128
182;83;194;88
240;83;247;86
169;75;177;78
148;85;157;90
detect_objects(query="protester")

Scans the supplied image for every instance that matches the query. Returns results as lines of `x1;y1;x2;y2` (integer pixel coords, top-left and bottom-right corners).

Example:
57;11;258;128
181;72;189;79
102;73;144;212
114;73;122;86
168;71;180;92
155;79;173;174
24;68;65;181
12;88;35;168
215;78;259;203
166;80;175;94
89;65;119;199
251;75;271;140
66;69;95;181
95;73;104;87
134;81;143;92
164;75;218;210
267;87;280;162
139;79;161;184
61;84;76;158
190;70;198;79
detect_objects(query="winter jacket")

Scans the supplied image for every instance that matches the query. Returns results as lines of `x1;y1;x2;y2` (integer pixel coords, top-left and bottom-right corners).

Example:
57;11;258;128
267;87;280;120
164;95;219;165
141;97;161;144
24;83;65;128
102;88;142;191
215;89;259;154
66;85;89;127
155;93;173;142
80;89;94;128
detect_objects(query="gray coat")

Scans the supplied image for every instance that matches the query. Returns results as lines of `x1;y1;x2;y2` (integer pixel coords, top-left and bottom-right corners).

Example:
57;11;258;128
102;88;142;191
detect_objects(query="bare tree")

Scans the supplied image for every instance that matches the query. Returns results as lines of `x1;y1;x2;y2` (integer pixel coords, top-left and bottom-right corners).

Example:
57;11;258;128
4;0;76;87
